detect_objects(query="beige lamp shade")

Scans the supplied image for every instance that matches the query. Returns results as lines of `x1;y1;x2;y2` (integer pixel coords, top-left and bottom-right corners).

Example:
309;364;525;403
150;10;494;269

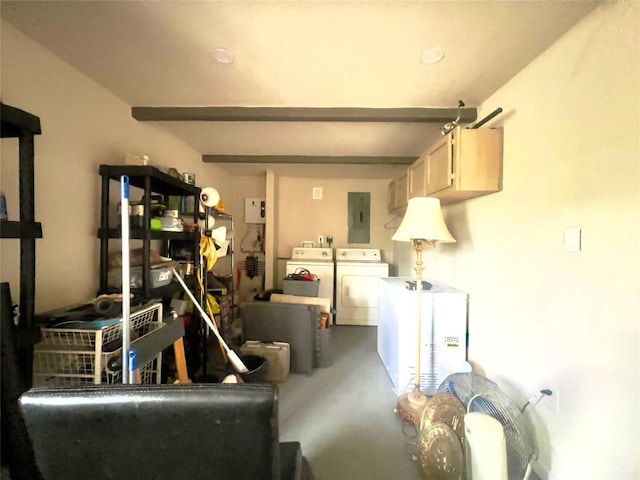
392;197;456;243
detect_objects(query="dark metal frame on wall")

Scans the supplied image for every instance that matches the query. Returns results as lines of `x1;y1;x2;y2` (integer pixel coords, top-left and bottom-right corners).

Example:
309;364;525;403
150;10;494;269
0;102;44;479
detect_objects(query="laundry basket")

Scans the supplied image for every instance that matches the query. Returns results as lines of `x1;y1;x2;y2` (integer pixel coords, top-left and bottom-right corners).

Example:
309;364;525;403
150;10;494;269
32;302;163;386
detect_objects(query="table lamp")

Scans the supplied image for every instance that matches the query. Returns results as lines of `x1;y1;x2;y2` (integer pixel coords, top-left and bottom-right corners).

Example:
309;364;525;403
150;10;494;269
392;197;455;425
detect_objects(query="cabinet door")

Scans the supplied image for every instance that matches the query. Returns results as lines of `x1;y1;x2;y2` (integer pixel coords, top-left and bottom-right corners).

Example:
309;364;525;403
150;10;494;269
426;136;453;194
387;179;397;212
455;127;503;193
395;172;408;209
408;155;427;198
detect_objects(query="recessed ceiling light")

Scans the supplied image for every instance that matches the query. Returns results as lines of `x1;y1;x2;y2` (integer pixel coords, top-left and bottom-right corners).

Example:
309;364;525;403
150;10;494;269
420;47;445;65
212;48;234;64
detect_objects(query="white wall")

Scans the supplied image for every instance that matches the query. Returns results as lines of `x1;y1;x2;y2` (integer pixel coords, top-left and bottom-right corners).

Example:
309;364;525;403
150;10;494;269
276;176;397;278
395;3;638;478
0;22;233;311
277;176;395;256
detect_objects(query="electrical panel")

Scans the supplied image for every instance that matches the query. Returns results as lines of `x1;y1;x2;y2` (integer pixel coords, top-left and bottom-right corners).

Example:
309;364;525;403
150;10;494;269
245;198;266;224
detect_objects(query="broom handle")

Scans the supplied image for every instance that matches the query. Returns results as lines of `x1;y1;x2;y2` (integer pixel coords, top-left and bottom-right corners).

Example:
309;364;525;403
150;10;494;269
120;176;131;384
171;268;248;372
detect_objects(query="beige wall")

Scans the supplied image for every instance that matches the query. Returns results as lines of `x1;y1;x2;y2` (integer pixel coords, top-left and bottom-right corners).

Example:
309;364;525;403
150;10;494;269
394;3;638;478
227;174;398;301
277;176;395;256
275;176;397;281
219;175;267;303
0;22;233;311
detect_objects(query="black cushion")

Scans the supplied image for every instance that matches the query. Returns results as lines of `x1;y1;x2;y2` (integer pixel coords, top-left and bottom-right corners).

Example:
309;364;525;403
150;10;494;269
19;384;290;480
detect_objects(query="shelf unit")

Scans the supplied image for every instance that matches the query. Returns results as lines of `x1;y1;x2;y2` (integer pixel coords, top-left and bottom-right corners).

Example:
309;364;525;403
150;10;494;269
97;164;201;297
0;102;44;479
98;165;210;379
0;103;43;341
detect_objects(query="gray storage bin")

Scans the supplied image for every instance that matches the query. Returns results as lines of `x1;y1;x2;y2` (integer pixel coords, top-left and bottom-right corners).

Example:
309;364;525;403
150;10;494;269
108;264;172;289
316;328;333;368
283;279;320;297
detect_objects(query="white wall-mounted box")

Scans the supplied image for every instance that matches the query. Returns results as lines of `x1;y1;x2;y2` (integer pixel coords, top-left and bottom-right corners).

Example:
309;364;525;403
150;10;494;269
245;197;266;224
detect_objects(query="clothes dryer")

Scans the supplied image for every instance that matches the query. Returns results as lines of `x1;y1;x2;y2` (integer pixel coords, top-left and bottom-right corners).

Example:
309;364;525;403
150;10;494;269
335;248;389;326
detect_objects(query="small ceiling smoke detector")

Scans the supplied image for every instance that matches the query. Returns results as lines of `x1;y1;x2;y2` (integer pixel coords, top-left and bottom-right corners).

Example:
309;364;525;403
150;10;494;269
420;47;445;65
212;48;234;64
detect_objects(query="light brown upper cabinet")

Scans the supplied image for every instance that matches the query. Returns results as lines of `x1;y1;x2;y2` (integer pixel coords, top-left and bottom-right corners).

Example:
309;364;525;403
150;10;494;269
426;126;504;205
408;154;427;198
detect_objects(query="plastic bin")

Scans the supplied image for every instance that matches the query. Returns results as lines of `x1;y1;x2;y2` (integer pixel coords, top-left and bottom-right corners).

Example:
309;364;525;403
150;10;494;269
32;303;163;386
231;354;267;383
240;341;290;383
108;264;172;289
283;279;320;297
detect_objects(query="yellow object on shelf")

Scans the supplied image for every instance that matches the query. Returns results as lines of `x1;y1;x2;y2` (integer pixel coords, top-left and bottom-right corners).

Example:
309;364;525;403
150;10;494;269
200;236;218;271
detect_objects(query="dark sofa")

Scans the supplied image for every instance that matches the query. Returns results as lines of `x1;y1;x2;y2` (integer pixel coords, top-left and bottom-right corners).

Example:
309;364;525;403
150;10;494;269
19;383;314;480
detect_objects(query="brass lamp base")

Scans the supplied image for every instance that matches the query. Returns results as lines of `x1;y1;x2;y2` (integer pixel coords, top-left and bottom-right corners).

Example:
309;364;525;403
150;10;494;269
396;388;428;426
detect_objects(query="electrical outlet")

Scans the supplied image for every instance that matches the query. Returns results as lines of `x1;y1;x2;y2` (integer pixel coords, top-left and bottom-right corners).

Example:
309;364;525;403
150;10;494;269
317;235;324;246
540;386;560;414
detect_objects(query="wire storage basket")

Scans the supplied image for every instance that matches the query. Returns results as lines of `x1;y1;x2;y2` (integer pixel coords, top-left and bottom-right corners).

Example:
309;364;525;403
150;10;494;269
33;302;163;386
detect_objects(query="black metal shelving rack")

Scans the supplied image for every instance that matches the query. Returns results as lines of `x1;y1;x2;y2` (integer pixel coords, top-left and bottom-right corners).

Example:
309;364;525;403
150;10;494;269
97;164;201;298
0;102;44;480
97;165;208;377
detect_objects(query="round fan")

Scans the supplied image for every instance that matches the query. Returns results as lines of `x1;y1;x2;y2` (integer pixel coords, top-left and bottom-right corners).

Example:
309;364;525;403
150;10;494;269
438;372;537;480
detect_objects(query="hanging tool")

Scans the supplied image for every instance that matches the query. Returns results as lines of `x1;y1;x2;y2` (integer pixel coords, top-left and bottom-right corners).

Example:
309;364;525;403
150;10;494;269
440;100;465;135
171;267;248;373
240;224;265;254
239;254;265;279
246;255;258;279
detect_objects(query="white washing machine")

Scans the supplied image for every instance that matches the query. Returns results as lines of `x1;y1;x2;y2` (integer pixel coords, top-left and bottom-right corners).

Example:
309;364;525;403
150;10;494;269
285;247;335;307
335;248;389;326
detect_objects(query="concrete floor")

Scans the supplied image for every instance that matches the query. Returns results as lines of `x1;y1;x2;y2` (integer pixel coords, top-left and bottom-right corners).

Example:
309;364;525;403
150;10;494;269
276;326;423;480
202;324;423;479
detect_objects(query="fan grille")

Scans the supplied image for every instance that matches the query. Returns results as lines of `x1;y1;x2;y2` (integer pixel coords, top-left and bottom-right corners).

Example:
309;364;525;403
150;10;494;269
438;372;536;479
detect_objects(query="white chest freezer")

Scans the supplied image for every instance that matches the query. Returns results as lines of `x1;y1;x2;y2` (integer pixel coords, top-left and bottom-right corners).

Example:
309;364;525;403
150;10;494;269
377;277;470;396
